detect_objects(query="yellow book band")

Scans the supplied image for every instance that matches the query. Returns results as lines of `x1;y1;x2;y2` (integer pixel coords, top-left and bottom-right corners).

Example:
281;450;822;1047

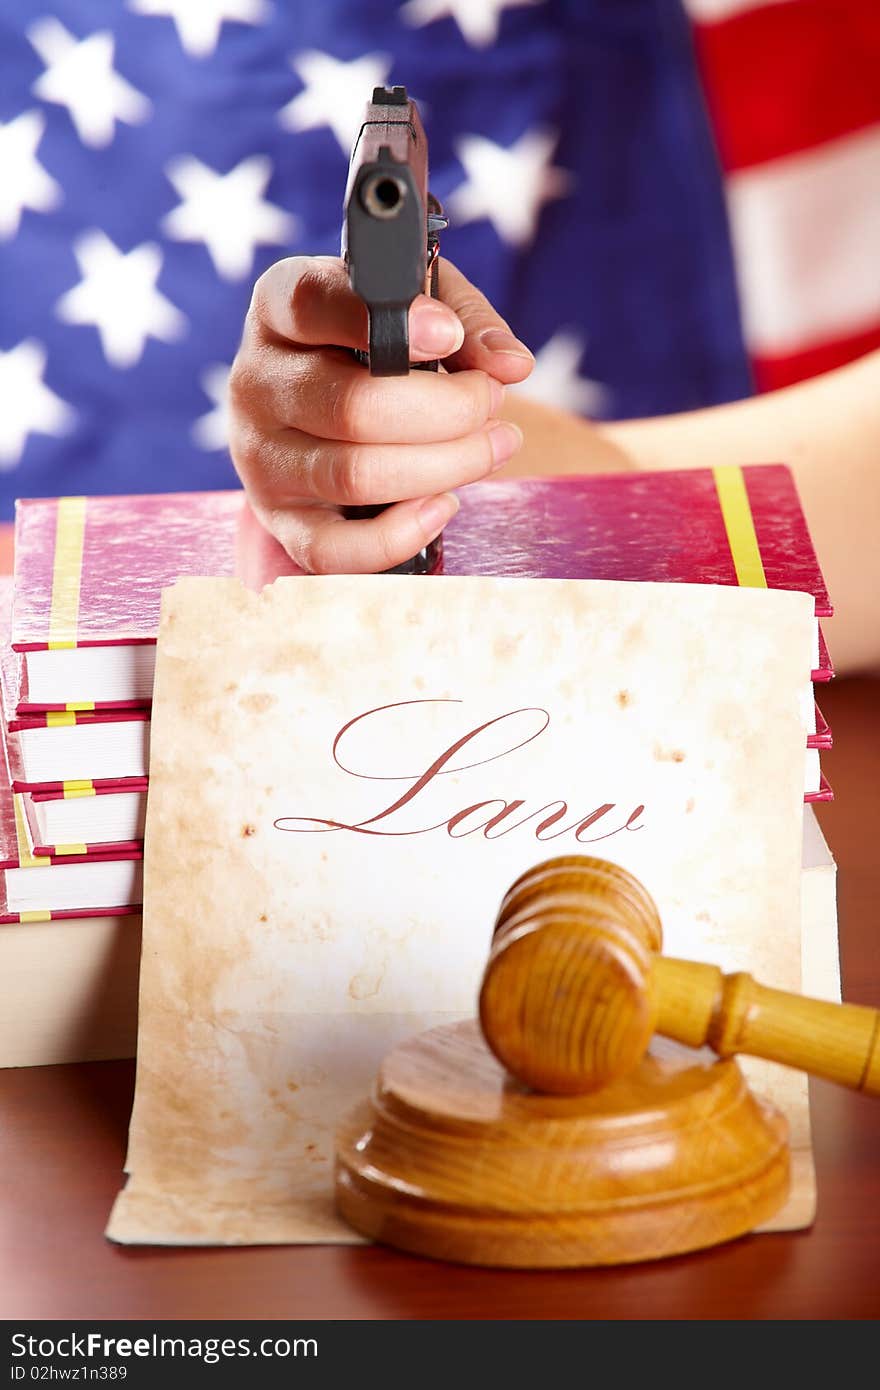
46;711;78;727
55;843;89;856
12;796;50;868
48;496;87;647
21;910;52;923
713;465;767;589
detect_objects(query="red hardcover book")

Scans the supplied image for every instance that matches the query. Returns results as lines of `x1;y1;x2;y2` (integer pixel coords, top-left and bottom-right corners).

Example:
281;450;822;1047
1;581;150;784
0;725;142;923
10;466;832;798
12;465;831;687
2;614;150;717
0;580;149;848
23;777;147;857
12;491;245;707
3;706;151;784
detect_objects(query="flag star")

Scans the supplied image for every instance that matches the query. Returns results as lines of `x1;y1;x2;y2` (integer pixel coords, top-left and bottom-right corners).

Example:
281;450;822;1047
128;0;270;60
512;331;607;415
278;50;392;155
28;18;151;149
56;231;186;369
162;155;296;281
400;0;544;48
448;130;572;247
0;111;62;240
192;364;231;450
0;340;75;469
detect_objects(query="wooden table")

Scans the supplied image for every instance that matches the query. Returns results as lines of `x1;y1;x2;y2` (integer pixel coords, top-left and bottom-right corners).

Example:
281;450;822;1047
0;519;877;1320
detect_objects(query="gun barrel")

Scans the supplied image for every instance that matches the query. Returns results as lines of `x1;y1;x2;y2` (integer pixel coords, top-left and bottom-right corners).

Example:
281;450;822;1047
343;86;431;376
341;85;445;576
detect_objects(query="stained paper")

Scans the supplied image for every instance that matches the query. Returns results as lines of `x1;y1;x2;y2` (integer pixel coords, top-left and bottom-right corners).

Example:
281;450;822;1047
107;574;816;1245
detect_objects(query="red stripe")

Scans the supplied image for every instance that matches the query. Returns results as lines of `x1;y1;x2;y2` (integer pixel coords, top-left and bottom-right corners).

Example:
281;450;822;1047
14;848;143;866
751;322;880;393
805;775;833;804
9;708;151;731
13;776;149;795
0;905;142;924
12;638;156;652
17;699;151;714
32;839;144;858
691;0;880;172
812;626;833;683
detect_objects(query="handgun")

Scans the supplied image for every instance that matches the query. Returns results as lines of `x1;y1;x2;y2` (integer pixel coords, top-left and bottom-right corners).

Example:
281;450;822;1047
342;84;447;575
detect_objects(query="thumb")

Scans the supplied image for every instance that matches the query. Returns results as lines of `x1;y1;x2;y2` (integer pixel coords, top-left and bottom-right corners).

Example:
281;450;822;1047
429;258;535;383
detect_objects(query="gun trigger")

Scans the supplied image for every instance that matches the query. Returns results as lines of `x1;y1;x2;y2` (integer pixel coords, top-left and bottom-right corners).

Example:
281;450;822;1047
427;191;447;236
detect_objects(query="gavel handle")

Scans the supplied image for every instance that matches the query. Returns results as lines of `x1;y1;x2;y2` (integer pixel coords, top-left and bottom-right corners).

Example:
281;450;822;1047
654;958;880;1095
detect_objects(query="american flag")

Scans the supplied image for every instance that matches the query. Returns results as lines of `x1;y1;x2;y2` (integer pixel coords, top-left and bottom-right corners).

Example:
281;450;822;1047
1;0;878;519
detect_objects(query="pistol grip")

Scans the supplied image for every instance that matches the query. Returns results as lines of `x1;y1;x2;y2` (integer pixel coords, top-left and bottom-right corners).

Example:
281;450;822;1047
367;305;411;376
342;254;443;574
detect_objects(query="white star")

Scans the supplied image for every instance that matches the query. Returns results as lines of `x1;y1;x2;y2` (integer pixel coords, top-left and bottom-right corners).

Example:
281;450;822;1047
0;341;75;469
128;0;270;60
0;111;62;240
278;50;392;155
56;231;186;369
192;364;231;450
28;18;151;149
448;129;572;247
401;0;544;48
162;155;296;281
512;331;607;415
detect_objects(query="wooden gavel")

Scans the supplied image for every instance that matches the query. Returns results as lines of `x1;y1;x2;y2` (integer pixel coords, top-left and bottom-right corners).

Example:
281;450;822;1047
479;855;880;1097
336;852;878;1266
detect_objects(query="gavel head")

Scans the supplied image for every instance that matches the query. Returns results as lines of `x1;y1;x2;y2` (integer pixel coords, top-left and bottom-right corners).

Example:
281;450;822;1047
478;856;663;1094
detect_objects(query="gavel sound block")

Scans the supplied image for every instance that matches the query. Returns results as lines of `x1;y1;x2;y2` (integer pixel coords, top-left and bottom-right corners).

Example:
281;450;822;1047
335;857;880;1268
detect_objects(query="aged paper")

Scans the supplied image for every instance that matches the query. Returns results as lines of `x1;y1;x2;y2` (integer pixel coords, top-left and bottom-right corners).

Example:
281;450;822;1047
107;574;816;1245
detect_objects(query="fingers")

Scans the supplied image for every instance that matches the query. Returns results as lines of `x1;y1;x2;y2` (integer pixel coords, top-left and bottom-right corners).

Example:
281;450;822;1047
267;493;461;575
231;250;534;576
248;255;465;363
234;340;505;444
246;254;536;380
235;418;524;510
437;259;535;384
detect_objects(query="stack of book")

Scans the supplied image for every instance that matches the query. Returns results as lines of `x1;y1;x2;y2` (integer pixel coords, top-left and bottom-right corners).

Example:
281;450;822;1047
0;577;144;1066
0;464;839;1066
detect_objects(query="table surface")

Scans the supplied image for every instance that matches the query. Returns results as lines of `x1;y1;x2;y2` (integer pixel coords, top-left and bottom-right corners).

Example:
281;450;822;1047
0;521;877;1321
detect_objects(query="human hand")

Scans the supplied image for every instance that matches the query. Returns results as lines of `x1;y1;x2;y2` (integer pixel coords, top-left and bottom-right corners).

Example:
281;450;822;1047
228;255;533;573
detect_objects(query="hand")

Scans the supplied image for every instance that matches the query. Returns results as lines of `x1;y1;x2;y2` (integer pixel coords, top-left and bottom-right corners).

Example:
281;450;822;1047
228;255;534;573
